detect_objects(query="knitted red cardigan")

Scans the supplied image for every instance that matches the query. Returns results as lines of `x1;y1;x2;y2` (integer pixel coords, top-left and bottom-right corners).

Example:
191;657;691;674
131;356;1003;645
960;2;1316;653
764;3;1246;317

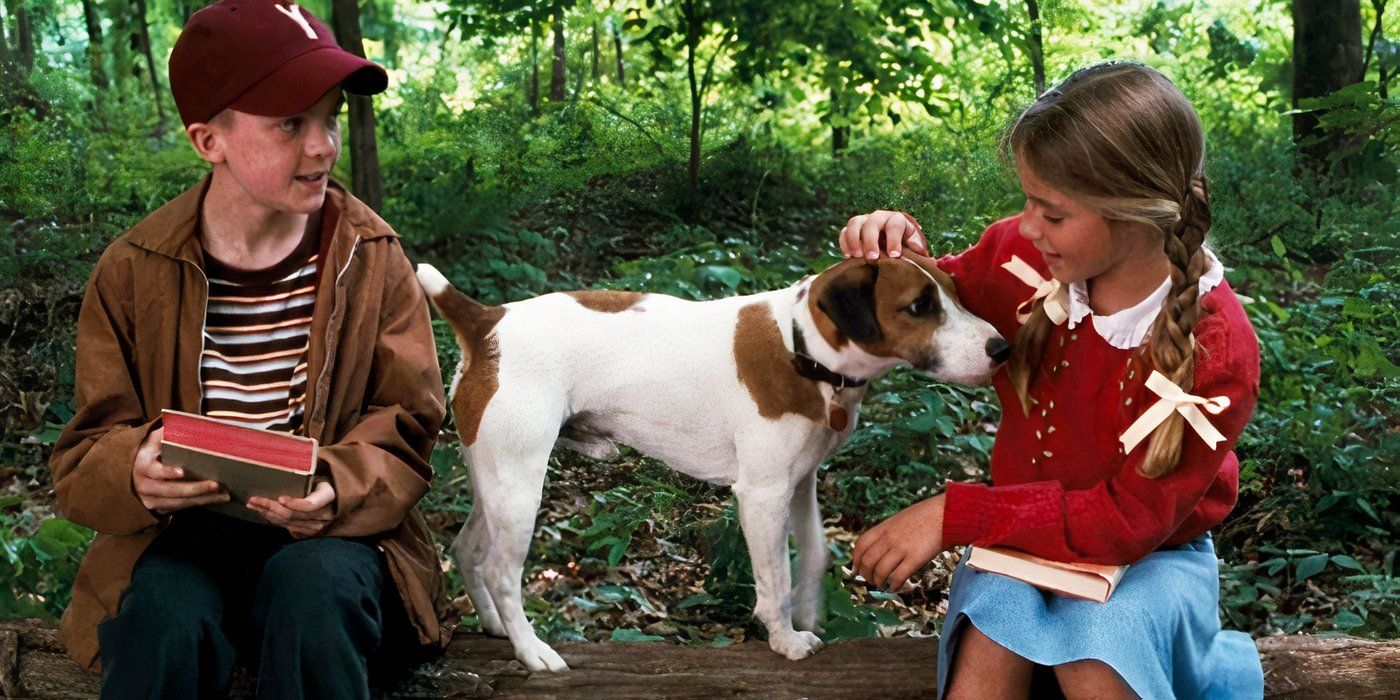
935;216;1261;565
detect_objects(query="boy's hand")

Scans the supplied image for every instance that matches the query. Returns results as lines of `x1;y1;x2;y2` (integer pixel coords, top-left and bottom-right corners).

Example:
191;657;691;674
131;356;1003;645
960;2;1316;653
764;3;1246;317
840;210;928;260
248;479;335;539
852;493;946;592
133;427;229;515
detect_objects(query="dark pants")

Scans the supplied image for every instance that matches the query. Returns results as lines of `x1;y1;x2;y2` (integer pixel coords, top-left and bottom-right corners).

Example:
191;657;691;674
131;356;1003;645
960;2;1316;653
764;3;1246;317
97;511;416;699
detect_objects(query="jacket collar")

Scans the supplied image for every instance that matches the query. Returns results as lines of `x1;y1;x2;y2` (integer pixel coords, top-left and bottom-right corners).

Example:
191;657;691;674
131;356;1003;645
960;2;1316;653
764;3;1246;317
124;174;398;266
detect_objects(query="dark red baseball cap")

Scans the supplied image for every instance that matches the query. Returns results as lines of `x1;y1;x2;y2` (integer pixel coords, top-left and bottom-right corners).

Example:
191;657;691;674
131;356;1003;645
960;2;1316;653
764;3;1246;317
169;0;387;126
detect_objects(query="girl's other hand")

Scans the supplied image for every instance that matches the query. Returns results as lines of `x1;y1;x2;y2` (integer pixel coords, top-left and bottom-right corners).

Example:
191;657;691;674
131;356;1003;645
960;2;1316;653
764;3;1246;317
852;493;946;592
839;210;928;260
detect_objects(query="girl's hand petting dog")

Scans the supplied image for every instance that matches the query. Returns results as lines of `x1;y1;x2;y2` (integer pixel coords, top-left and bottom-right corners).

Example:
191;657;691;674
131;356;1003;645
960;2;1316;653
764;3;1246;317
133;427;230;515
852;493;947;592
247;479;336;539
839;210;929;260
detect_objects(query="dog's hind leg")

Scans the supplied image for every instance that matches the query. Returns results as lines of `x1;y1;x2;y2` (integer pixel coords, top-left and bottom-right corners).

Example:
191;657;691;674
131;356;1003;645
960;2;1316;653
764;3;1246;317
734;480;824;661
450;506;506;637
789;468;828;633
467;418;569;673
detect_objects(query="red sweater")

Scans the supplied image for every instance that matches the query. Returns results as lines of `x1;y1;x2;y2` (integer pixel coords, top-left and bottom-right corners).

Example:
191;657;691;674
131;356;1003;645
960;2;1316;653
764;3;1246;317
935;216;1261;565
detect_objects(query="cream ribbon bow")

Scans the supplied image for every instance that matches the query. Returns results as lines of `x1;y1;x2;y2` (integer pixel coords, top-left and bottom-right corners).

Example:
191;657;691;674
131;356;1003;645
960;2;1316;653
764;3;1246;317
1001;255;1070;325
1119;370;1232;454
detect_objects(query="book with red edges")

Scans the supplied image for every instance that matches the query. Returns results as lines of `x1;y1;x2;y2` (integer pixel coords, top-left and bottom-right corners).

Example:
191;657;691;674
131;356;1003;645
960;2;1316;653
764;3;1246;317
965;545;1128;603
159;409;317;524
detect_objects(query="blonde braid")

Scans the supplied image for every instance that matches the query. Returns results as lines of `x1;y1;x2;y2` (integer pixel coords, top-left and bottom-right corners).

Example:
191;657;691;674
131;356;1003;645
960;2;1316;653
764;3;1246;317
1140;177;1211;478
1009;300;1055;416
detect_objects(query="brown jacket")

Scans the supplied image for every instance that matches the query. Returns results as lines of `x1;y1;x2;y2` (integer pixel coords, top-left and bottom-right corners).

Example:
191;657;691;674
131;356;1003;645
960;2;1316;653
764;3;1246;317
49;177;450;670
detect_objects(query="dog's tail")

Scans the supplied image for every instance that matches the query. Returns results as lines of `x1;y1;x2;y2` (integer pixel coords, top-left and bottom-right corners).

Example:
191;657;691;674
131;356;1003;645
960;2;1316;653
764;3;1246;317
415;263;499;341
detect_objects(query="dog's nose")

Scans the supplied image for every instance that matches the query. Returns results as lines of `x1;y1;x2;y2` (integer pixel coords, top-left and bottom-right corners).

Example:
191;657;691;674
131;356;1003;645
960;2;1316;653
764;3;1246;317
985;337;1011;365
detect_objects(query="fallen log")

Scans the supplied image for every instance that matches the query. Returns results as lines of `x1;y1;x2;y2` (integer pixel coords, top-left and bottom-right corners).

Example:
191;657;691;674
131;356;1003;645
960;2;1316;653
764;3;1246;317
1;619;1396;698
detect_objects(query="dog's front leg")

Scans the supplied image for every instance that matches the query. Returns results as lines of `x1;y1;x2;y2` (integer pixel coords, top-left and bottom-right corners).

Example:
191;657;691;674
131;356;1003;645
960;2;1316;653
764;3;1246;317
735;483;824;661
789;468;827;633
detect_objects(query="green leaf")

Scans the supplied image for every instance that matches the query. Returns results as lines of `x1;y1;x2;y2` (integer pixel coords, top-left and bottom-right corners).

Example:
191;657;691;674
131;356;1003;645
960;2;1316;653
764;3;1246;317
610;628;664;643
675;592;720;609
1330;555;1366;573
700;265;742;289
607;539;629;567
1270;235;1287;258
1331;610;1366;630
1296;553;1329;581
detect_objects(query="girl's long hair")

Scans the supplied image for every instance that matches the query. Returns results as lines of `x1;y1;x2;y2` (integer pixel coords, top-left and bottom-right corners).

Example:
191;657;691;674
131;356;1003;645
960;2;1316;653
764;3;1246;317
1005;62;1211;479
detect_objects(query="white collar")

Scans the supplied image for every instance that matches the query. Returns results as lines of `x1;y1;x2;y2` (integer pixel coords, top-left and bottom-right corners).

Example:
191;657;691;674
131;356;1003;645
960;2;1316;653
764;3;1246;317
1067;246;1225;349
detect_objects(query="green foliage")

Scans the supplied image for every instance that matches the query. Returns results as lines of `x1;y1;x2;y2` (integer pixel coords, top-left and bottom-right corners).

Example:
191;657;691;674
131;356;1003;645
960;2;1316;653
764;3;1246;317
0;503;91;619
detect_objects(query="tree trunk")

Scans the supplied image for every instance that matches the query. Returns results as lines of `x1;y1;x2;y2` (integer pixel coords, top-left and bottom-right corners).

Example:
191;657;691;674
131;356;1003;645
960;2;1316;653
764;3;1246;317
132;0;166;130
684;0;701;196
831;85;848;155
611;17;625;88
1291;0;1364;171
0;2;12;78
529;16;539;115
1025;0;1046;96
330;0;384;213
5;0;33;75
1362;0;1390;99
81;0;107;90
591;21;599;81
550;14;566;101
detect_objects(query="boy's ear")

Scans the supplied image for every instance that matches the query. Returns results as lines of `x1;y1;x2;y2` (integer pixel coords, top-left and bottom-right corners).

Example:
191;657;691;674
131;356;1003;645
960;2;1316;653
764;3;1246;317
185;119;226;165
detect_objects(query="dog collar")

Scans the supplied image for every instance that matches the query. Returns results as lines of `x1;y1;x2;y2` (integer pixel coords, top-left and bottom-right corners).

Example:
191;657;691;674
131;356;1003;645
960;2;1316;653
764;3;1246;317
790;319;869;390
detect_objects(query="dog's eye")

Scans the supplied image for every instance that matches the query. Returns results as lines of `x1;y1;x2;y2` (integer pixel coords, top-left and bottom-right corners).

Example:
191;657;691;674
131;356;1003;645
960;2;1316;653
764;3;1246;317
904;295;935;317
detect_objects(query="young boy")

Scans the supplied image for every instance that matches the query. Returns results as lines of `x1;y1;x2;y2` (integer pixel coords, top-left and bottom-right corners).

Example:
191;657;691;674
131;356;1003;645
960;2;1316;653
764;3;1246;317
47;1;448;696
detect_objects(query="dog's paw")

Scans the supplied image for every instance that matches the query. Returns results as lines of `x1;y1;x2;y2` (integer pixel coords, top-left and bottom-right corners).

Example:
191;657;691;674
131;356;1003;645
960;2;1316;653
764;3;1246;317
793;613;826;635
515;639;570;673
769;630;824;661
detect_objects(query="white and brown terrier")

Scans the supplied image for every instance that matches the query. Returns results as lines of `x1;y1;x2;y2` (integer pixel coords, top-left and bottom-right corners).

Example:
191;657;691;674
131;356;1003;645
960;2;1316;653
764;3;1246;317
416;255;1006;672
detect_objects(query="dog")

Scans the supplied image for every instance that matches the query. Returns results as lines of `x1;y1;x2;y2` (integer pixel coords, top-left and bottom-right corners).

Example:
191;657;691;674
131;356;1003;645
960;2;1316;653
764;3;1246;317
416;254;1007;672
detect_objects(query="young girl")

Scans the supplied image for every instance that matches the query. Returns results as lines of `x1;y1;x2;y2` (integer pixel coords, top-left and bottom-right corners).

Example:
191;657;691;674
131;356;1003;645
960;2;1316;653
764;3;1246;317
842;62;1264;699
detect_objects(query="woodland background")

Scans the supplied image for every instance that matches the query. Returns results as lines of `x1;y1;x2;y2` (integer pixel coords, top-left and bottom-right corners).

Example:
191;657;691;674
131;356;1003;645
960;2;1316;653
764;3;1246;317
0;0;1396;648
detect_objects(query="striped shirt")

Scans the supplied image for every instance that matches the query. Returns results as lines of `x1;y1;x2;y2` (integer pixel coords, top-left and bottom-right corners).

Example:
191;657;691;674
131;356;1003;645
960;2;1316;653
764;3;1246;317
199;207;334;433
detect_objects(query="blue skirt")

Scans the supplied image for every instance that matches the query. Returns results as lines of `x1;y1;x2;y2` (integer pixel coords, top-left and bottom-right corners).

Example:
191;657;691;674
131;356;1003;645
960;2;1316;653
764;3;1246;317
937;534;1263;699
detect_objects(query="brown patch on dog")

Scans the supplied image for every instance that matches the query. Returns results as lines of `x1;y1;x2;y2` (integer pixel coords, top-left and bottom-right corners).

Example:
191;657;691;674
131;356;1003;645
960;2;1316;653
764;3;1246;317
734;303;825;424
452;326;502;446
422;281;508;447
566;290;646;313
909;254;962;304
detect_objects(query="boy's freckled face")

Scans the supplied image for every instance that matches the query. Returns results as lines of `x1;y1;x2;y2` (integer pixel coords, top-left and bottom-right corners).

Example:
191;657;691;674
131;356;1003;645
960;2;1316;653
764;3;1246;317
211;89;344;215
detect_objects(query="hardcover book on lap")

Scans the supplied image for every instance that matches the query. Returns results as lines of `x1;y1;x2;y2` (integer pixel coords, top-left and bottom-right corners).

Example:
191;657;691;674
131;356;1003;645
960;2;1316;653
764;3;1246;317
159;409;317;524
966;545;1127;603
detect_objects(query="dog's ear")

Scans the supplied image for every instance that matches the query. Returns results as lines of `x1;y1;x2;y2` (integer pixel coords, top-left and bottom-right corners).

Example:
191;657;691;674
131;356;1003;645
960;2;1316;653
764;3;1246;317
815;263;883;344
